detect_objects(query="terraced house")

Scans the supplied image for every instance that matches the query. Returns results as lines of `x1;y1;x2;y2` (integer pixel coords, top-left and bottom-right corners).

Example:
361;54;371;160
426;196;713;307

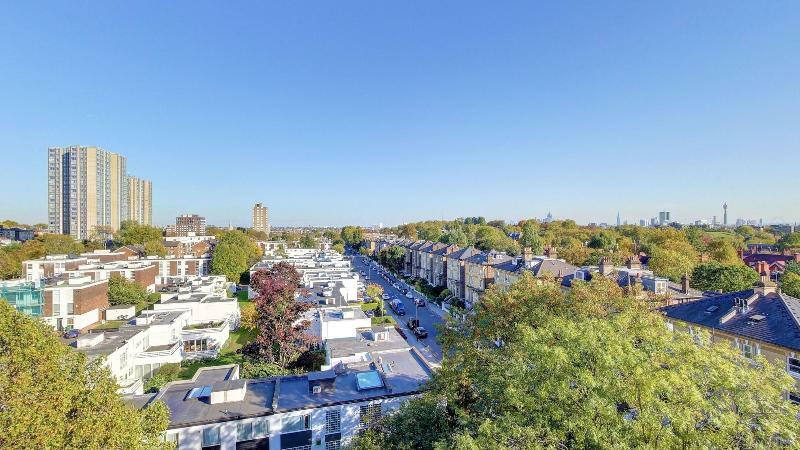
445;246;482;302
661;281;800;398
493;247;578;291
430;244;459;287
464;250;512;308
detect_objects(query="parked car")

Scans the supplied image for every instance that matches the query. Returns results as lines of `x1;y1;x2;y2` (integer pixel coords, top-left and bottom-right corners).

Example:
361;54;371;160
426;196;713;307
365;310;375;318
413;327;429;339
382;294;390;300
405;292;414;299
63;329;79;339
414;298;426;307
390;299;406;316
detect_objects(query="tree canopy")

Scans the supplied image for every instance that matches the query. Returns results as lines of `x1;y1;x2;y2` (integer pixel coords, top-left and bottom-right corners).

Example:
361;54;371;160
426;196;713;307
690;262;759;293
245;263;315;367
108;274;149;307
340;226;364;247
353;274;800;449
782;272;800;298
0;301;170;449
211;230;262;283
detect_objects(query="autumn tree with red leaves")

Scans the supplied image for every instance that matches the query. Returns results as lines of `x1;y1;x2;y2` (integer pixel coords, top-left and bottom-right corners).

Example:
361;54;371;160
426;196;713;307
244;262;317;367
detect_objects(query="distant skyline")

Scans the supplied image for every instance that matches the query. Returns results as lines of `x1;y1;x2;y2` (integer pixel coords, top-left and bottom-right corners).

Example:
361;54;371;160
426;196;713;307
1;2;799;227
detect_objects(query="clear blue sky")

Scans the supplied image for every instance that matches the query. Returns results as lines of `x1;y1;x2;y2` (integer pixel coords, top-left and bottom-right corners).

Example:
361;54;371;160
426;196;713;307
1;1;798;227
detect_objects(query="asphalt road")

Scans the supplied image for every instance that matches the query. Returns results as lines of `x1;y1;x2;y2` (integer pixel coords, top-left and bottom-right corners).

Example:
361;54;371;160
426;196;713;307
351;255;444;365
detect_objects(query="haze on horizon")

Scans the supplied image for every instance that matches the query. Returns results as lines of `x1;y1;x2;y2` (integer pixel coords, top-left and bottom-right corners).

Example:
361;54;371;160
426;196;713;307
1;1;798;228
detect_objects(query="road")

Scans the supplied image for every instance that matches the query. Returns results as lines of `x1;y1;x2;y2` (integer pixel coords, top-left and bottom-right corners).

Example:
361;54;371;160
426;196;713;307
351;254;444;365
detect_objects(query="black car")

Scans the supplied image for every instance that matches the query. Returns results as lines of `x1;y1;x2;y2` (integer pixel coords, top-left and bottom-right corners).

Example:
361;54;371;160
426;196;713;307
413;327;429;339
413;298;426;307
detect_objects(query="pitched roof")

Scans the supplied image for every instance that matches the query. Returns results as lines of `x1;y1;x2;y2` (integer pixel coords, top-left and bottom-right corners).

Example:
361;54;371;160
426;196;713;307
661;290;800;351
433;244;459;256
465;250;510;266
743;253;797;265
447;246;482;261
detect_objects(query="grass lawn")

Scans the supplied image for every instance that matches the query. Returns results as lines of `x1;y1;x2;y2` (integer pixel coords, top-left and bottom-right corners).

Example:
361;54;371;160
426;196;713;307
371;315;396;326
361;301;380;312
177;326;257;379
236;290;250;302
92;320;126;330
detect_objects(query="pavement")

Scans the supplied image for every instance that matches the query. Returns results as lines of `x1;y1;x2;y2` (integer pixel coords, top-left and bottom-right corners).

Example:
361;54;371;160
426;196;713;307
351;254;444;365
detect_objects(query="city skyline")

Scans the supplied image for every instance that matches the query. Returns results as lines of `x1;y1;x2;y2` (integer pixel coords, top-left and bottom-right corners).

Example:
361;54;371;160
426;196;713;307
1;2;799;227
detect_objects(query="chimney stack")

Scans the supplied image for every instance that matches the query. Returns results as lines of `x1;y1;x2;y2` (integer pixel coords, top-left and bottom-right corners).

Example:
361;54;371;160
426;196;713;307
626;256;641;270
681;273;690;294
522;247;534;263
544;246;558;259
599;256;613;276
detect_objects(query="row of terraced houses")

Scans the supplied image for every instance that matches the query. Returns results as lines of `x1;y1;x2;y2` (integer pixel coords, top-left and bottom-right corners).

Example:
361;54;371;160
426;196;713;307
365;236;800;397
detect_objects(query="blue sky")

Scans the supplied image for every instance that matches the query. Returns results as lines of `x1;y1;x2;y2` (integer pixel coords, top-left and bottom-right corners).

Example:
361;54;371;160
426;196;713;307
1;1;798;227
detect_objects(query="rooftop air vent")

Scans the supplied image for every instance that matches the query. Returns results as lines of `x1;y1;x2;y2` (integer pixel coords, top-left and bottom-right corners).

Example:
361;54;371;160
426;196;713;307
705;305;719;313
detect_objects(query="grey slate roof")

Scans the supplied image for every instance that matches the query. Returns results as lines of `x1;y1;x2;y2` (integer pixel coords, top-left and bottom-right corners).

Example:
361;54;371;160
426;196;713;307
494;257;578;279
465;250;510;266
447;246;482;261
433;244;459;256
661;289;800;351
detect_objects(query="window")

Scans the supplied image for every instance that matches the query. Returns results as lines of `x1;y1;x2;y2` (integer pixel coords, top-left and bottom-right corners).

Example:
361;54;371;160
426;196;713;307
237;422;253;441
325;409;341;434
282;414;310;433
52;302;61;316
183;338;209;352
789;357;800;376
66;303;74;314
202;426;220;447
252;418;269;437
359;403;382;428
790;392;800;405
742;343;754;359
164;432;179;448
325;441;341;450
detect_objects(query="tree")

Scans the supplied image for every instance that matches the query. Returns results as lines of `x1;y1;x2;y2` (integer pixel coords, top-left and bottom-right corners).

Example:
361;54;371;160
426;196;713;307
706;239;741;265
366;283;384;302
244;263;316;367
340;226;363;247
782;272;800;298
779;232;800;251
299;234;317;249
588;231;617;250
211;230;262;283
352;274;800;449
691;262;759;293
108;274;149;307
143;240;167;257
786;260;800;276
38;233;85;255
115;221;163;246
359;247;371;257
331;243;345;254
519;221;544;254
473;225;519;255
440;227;468;247
648;240;698;282
0;301;170;449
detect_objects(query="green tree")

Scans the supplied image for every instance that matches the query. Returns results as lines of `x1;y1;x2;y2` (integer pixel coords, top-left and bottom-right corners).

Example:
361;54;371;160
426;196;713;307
211;230;262;283
331;242;345;254
440;227;468;247
782;272;800;298
779;232;800;251
116;221;163;246
340;226;364;247
38;233;85;255
473;225;519;255
366;283;384;302
353;274;800;449
143;239;167;257
588;231;617;250
519;221;544;254
691;262;759;293
706;238;741;265
0;301;170;449
786;260;800;276
299;234;317;249
648;240;698;282
108;274;149;307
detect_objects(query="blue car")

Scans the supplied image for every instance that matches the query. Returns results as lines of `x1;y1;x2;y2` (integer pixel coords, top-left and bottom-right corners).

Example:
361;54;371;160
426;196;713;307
63;329;79;339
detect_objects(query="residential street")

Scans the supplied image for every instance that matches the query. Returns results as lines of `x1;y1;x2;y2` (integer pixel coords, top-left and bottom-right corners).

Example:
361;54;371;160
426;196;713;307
351;255;444;365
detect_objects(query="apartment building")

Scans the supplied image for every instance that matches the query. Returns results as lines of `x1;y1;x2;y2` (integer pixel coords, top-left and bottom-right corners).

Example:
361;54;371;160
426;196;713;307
0;227;34;242
22;254;89;283
130;329;431;449
144;255;212;282
126;175;153;225
252;203;270;236
174;214;207;236
66;260;159;292
47;146;151;239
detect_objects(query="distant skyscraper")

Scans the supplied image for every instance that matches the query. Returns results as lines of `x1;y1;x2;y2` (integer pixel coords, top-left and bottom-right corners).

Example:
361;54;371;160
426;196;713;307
48;146;128;240
175;214;206;236
723;202;728;227
125;176;153;226
616;212;621;227
252;203;270;236
639;219;646;227
658;211;671;225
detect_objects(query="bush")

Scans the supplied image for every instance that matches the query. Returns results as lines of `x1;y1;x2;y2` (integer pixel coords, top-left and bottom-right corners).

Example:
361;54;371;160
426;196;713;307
289;350;326;372
241;358;290;379
144;363;181;392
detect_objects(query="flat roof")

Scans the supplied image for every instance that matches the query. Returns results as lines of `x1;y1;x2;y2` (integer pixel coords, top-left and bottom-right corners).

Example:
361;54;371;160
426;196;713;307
326;327;409;359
